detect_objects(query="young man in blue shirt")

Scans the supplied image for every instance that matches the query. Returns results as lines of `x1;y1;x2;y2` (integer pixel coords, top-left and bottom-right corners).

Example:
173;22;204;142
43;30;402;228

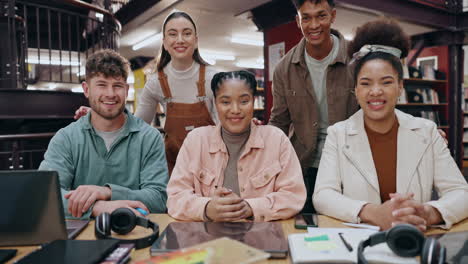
39;49;168;219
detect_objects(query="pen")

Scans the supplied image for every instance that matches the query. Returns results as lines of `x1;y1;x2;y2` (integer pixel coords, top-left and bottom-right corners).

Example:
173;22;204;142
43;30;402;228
338;232;353;252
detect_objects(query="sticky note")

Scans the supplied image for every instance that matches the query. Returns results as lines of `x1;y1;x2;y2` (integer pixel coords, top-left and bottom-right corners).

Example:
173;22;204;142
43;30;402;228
304;235;329;242
305;241;337;251
304;235;337;252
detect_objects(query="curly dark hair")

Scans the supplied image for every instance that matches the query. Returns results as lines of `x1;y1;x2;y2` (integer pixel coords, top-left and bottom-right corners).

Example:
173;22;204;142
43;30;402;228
348;18;410;84
85;49;130;81
291;0;335;10
211;70;257;98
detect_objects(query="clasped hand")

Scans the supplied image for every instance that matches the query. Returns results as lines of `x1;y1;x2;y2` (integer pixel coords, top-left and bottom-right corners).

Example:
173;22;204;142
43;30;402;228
361;193;442;231
205;187;253;222
390;193;442;231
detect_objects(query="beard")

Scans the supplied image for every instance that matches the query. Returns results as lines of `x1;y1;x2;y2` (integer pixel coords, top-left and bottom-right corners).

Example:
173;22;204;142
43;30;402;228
89;98;126;120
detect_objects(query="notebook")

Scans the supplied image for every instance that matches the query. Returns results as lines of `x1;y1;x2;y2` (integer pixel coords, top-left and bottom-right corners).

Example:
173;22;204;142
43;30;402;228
16;239;119;264
0;170;88;246
141;237;270;264
429;231;468;264
288;228;418;264
99;243;134;264
151;222;288;258
66;219;90;239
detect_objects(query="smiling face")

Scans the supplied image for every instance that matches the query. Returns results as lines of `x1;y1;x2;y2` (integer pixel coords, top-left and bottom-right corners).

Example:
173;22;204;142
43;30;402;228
215;79;254;134
83;73;128;121
296;0;336;50
162;16;198;64
355;59;403;130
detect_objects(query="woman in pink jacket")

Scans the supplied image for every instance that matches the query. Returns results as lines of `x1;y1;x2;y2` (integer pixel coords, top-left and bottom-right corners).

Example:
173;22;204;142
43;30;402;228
167;70;306;221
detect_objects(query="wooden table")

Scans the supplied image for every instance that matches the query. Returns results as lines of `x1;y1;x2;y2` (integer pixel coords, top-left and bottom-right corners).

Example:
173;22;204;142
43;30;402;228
5;215;468;264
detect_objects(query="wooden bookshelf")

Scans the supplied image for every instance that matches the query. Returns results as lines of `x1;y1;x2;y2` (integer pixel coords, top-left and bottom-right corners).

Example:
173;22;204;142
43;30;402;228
398;78;449;145
404;78;447;84
397;103;448;106
253;73;265;122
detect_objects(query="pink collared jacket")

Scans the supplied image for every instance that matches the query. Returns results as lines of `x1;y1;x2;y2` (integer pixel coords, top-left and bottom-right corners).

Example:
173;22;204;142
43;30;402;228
167;122;306;221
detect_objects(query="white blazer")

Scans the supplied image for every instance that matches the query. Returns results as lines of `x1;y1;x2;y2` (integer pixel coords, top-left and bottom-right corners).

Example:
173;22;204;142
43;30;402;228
313;109;468;228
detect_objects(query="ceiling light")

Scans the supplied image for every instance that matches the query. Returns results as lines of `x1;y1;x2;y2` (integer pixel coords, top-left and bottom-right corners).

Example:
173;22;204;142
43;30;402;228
204;58;216;65
231;36;263;47
128;88;135;101
26;58;80;66
95;13;104;21
200;50;235;61
132;33;162;51
235;61;264;69
129;31;158;46
344;34;353;41
72;86;83;93
127;75;135;84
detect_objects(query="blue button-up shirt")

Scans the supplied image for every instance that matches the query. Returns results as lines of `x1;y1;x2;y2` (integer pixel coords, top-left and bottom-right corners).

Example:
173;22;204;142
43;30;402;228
39;111;168;219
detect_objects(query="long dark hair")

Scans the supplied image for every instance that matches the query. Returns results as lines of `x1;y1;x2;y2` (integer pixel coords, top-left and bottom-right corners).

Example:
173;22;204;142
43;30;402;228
148;11;208;73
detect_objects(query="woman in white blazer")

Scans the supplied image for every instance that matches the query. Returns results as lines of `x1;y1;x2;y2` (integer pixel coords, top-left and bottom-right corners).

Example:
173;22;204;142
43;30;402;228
313;19;468;231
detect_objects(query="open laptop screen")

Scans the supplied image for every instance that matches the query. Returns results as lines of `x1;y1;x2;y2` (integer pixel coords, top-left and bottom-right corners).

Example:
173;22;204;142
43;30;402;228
0;170;68;246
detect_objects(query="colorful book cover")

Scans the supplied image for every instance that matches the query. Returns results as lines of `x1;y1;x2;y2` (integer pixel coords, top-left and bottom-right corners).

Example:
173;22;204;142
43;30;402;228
138;237;269;264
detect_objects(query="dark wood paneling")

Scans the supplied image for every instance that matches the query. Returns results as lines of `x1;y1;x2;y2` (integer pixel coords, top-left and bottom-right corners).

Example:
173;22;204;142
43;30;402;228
263;21;302;121
0;89;88;121
251;0;296;31
115;0;161;26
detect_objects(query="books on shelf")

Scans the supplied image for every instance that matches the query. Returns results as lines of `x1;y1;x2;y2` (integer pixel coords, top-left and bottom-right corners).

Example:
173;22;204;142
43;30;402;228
254;95;265;109
464;131;468;142
401;109;443;126
405;86;439;104
398;89;407;104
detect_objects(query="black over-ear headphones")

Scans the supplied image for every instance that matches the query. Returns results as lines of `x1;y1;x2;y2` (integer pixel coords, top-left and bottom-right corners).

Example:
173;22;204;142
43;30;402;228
357;224;446;264
95;208;159;249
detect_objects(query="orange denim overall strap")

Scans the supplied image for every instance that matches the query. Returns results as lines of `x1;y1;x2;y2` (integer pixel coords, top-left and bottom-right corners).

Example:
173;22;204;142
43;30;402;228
157;64;215;174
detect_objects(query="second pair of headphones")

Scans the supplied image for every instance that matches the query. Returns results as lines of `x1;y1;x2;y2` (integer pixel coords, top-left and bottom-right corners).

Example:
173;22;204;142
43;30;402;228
95;208;159;249
357;224;446;264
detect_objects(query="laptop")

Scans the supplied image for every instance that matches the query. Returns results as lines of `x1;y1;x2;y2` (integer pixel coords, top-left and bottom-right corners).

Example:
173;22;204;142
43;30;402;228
151;221;289;258
429;231;468;264
0;170;89;246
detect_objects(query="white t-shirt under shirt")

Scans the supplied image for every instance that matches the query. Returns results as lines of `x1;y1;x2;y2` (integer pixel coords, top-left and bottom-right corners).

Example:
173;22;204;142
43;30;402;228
95;114;127;151
304;34;339;168
135;62;219;124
